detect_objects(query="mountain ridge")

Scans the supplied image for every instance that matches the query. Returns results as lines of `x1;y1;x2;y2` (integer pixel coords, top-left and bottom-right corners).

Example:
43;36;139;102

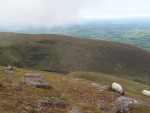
0;32;149;81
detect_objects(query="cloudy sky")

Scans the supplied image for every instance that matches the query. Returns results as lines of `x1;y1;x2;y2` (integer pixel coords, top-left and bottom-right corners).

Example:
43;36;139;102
0;0;150;26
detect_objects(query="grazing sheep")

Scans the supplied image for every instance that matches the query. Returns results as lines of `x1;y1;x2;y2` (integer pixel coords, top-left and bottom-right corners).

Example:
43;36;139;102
112;82;124;95
142;90;150;96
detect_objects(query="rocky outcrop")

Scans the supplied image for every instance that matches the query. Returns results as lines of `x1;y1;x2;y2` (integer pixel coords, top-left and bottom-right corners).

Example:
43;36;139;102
97;101;109;112
20;78;52;90
4;66;13;70
11;84;22;91
91;83;100;87
23;97;69;113
24;73;43;78
68;107;83;113
4;70;15;75
100;85;112;91
111;96;142;113
36;97;69;109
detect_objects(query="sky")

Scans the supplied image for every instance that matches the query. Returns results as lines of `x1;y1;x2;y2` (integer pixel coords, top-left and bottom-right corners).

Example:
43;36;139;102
0;0;150;26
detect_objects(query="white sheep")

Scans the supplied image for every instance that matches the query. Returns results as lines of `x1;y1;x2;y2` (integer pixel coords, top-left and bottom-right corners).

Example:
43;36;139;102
142;90;150;96
112;82;124;95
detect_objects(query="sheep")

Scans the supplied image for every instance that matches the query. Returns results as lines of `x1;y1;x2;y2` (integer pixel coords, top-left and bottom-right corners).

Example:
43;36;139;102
112;82;124;95
142;90;150;96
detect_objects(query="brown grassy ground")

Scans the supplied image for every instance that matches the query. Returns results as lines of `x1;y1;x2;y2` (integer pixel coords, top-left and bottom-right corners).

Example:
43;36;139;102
0;66;149;113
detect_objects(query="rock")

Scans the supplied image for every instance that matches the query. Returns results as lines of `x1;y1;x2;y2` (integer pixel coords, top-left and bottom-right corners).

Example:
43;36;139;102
4;70;15;75
60;94;65;100
11;84;22;91
4;66;13;70
68;107;83;113
111;96;142;113
20;78;52;90
91;82;100;87
24;73;43;78
100;85;112;91
21;78;36;86
97;101;109;112
35;97;69;109
35;83;53;90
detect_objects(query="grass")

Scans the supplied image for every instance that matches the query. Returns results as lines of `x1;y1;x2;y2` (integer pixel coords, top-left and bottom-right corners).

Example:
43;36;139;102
0;66;112;113
0;66;149;113
48;24;150;51
0;32;149;79
68;71;150;95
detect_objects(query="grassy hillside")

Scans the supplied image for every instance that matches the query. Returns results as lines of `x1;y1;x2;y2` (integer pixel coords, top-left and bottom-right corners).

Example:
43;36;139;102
0;32;150;80
0;66;149;113
68;71;150;94
48;23;150;51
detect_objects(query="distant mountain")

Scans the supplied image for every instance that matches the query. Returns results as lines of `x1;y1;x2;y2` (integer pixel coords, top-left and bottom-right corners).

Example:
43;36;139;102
0;33;149;81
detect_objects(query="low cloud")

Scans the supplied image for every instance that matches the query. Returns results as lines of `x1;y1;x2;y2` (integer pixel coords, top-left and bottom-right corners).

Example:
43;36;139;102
0;0;150;26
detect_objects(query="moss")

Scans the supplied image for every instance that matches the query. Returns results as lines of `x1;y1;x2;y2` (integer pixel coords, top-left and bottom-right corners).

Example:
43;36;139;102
12;67;22;72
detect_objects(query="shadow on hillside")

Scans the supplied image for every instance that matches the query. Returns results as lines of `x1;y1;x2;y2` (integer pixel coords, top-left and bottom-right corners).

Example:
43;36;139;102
41;70;69;75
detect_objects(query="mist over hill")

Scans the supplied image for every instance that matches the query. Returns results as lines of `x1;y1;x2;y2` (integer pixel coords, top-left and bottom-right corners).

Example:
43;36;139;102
0;18;150;51
47;19;150;52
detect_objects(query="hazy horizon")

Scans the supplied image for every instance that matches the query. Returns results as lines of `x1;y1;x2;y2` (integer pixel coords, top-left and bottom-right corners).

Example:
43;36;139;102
0;0;150;27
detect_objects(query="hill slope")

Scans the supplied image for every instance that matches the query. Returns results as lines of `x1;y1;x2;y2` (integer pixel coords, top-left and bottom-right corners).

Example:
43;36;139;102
0;66;149;113
68;71;150;94
0;32;150;78
47;23;150;52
